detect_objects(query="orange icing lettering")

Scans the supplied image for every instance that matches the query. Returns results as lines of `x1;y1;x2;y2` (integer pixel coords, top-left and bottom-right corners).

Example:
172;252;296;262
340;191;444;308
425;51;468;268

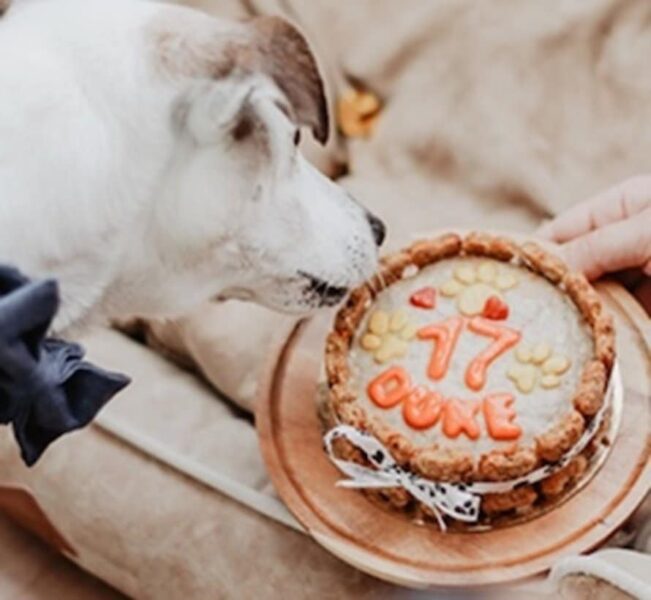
402;386;445;429
442;398;480;440
465;317;521;391
483;393;521;440
418;316;464;380
367;366;412;408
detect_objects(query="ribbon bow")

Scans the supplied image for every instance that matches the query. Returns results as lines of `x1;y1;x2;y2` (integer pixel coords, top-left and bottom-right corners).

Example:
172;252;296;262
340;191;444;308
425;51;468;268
324;425;480;530
0;266;130;466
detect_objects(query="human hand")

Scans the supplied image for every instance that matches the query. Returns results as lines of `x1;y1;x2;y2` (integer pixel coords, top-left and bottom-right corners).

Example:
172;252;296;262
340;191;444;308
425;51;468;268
537;176;651;280
537;176;651;315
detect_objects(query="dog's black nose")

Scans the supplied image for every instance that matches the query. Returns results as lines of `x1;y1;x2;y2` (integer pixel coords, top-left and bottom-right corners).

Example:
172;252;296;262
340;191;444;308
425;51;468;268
367;213;386;247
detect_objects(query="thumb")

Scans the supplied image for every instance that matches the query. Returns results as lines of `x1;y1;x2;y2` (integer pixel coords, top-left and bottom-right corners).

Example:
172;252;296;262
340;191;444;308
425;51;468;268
560;208;651;280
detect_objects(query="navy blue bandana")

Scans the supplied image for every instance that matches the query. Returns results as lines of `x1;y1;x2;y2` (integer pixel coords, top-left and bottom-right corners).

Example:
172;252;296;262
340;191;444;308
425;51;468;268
0;265;130;466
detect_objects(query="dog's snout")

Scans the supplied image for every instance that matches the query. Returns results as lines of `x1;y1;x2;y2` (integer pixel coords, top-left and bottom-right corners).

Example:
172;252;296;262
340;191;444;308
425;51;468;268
367;212;386;247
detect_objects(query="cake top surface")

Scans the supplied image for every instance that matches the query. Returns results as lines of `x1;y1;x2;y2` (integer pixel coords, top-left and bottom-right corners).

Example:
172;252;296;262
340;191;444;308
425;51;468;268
348;256;593;457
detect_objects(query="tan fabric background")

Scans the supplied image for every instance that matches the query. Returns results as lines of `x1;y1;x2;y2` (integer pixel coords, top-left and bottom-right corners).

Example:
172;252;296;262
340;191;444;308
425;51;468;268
0;329;401;599
1;1;650;598
0;513;123;600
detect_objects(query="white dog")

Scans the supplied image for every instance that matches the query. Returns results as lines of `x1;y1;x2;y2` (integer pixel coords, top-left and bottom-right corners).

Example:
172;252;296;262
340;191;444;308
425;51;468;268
0;0;384;335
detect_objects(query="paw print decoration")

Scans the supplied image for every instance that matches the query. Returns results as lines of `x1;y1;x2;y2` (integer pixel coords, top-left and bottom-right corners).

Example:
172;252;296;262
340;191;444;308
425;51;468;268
441;261;518;317
361;309;418;364
506;342;571;393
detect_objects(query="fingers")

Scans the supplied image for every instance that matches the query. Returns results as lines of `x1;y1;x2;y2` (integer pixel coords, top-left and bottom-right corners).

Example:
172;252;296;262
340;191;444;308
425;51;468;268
538;175;651;243
559;207;651;280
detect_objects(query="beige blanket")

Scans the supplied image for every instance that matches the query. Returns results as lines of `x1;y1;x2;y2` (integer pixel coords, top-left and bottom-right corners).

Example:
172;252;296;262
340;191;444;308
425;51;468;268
1;1;651;597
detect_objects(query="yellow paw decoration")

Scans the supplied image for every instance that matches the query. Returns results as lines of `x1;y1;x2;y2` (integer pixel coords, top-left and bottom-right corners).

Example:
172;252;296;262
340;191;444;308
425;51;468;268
361;309;418;364
440;260;518;316
507;363;537;393
507;342;570;393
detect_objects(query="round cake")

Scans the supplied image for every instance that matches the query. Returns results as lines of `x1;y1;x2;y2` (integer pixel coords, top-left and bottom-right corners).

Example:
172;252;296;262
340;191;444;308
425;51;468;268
324;232;615;524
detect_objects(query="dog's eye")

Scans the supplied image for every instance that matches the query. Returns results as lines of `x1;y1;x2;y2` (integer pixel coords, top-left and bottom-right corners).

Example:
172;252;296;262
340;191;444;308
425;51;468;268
293;129;301;146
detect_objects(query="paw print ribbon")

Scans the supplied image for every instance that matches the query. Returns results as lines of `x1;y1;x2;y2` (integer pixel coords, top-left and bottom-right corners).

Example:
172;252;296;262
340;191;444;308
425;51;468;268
0;266;130;466
323;425;481;530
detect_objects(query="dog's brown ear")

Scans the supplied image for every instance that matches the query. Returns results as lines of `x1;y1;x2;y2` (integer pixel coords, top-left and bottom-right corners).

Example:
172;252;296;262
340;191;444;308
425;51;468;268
247;16;329;144
151;11;328;143
0;0;11;16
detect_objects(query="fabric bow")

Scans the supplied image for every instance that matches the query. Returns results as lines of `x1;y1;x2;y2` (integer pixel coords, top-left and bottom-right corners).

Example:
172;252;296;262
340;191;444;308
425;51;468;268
0;265;130;466
324;424;481;530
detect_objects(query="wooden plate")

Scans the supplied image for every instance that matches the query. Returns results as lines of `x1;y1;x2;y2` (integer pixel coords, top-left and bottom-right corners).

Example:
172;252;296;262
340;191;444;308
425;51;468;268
257;281;650;588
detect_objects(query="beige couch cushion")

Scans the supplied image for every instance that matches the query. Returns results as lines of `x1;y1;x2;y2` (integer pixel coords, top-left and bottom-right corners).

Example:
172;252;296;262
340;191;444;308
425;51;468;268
0;328;397;599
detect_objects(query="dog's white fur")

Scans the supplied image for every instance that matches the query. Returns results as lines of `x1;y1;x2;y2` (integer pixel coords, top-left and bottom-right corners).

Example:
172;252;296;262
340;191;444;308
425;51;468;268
0;0;381;334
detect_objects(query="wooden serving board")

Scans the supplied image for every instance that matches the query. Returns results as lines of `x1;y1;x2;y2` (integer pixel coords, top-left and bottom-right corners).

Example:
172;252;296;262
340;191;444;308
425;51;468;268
256;281;650;588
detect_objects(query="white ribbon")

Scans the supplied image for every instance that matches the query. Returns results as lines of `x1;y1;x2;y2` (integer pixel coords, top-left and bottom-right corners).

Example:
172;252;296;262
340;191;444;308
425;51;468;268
324;425;480;531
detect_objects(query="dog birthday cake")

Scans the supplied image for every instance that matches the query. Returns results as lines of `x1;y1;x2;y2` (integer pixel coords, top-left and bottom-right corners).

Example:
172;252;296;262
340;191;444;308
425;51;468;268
324;232;615;527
